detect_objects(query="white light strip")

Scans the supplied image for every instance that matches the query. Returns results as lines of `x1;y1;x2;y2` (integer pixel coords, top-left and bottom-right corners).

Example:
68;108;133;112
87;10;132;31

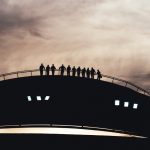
37;96;42;101
45;96;50;101
27;96;32;101
0;127;146;138
133;104;138;109
115;100;120;106
124;102;129;107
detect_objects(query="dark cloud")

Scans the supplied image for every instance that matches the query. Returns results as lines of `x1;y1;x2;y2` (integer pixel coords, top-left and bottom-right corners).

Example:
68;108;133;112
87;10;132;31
0;0;43;38
0;0;149;92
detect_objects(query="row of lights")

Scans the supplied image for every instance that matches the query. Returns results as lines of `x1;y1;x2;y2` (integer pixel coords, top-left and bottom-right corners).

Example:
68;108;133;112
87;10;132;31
27;96;50;101
115;100;138;109
27;97;138;109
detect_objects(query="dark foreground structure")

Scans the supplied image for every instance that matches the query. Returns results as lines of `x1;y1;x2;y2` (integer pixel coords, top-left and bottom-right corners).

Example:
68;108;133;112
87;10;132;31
0;69;149;149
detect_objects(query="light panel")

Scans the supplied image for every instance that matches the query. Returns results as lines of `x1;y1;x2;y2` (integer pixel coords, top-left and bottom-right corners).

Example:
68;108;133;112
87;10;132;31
27;96;32;101
124;102;129;107
115;100;120;106
37;96;42;101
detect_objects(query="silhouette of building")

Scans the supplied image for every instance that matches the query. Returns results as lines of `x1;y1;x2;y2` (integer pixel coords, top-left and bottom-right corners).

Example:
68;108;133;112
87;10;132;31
0;66;149;148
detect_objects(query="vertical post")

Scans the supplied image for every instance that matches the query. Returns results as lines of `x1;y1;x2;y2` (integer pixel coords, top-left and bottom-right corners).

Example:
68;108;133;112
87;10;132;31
125;82;127;87
112;78;114;83
3;75;5;80
31;71;32;76
17;73;19;78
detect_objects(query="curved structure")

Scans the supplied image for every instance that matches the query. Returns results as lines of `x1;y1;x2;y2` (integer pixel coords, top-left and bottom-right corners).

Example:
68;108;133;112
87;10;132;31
0;69;149;148
0;69;149;96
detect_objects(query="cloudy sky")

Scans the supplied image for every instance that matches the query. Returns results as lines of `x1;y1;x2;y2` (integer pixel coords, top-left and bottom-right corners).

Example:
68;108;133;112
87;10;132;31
0;0;149;91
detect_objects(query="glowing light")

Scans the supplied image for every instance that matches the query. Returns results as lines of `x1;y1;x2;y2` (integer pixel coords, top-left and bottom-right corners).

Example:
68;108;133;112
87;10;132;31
115;100;120;106
45;96;50;101
27;96;32;101
124;102;129;107
133;104;138;109
37;96;42;101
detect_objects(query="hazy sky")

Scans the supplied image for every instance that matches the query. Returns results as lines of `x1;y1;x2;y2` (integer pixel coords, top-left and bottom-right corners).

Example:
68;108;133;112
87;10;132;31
0;0;149;91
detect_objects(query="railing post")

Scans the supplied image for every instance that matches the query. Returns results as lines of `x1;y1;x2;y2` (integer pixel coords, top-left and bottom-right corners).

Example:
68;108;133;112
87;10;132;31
112;78;114;83
17;73;19;78
125;82;127;87
31;71;32;76
3;75;5;80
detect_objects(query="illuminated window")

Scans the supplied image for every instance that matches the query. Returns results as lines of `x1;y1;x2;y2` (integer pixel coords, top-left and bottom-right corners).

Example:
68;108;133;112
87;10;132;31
133;104;138;109
124;102;129;107
115;100;120;106
37;96;42;101
45;96;50;101
27;96;32;101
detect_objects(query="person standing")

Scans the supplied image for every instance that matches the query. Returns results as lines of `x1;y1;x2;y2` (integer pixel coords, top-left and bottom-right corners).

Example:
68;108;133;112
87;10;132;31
77;67;81;77
46;65;50;76
51;64;56;76
39;63;45;76
86;68;90;78
82;68;86;77
72;66;76;77
91;67;96;79
97;70;102;80
59;64;66;76
67;65;71;76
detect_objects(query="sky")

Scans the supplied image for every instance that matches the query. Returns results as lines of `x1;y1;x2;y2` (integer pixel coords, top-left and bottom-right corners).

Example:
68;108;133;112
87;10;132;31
0;0;149;91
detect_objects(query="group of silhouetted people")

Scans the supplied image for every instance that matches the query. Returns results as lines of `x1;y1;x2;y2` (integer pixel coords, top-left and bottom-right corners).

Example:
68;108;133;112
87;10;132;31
39;64;102;80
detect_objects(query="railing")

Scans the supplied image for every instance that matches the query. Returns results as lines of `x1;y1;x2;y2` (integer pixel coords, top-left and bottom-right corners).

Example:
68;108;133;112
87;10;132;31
0;69;149;97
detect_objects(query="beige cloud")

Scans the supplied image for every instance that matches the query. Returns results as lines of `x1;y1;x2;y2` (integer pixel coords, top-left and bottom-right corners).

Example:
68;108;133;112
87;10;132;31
0;0;149;91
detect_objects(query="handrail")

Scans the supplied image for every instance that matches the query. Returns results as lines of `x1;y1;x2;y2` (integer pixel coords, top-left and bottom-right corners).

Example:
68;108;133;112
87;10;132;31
0;69;149;97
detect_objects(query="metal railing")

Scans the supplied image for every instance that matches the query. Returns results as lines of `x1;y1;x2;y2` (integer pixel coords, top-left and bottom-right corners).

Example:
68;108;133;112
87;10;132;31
0;69;149;97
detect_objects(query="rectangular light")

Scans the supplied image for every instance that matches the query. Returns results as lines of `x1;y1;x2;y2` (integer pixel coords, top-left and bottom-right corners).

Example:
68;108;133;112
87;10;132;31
124;102;129;107
133;104;138;109
27;96;32;101
37;96;42;101
45;96;50;101
115;100;120;106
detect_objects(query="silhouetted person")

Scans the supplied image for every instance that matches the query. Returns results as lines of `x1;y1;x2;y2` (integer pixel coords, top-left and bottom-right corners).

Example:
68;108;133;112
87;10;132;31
67;65;71;76
86;68;90;78
97;70;102;80
59;64;66;76
91;67;96;79
82;68;86;77
39;63;45;76
77;67;81;77
51;64;56;76
72;66;76;77
46;65;50;76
